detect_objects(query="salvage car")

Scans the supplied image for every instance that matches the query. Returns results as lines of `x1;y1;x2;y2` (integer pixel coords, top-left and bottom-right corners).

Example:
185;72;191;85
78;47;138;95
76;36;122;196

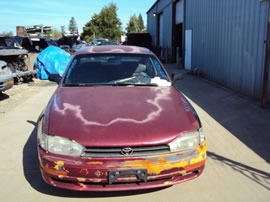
90;38;108;46
15;36;57;52
0;60;13;93
0;36;37;82
37;46;206;191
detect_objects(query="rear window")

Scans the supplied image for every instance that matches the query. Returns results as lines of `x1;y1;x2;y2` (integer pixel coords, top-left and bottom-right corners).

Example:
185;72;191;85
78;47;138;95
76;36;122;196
63;53;168;86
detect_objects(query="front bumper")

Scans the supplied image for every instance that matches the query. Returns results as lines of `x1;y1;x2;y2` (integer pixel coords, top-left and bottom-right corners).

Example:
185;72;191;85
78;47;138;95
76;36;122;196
0;75;13;92
38;142;206;191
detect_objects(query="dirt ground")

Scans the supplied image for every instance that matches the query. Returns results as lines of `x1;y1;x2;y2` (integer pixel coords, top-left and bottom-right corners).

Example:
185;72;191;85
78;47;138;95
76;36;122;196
0;79;57;116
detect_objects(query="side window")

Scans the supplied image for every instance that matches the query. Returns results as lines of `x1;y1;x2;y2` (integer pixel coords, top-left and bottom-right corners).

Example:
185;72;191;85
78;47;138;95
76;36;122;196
65;59;78;83
4;38;15;47
0;38;6;47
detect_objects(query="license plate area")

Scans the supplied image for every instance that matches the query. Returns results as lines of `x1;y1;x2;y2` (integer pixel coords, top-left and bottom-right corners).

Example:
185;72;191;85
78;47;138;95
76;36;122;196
108;169;148;184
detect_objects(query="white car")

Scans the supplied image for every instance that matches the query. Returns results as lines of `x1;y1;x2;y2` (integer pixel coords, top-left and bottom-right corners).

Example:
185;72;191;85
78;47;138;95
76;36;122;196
0;60;13;93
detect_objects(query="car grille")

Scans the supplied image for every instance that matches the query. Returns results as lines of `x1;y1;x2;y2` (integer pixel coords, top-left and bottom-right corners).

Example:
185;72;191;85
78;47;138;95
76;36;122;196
81;145;171;157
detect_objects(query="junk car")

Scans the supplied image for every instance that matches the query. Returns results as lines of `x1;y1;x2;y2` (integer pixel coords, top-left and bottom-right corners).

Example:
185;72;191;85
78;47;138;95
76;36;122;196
37;45;206;191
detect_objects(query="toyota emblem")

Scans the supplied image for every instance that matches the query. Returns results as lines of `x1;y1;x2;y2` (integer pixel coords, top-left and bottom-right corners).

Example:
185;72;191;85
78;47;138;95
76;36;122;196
121;147;133;156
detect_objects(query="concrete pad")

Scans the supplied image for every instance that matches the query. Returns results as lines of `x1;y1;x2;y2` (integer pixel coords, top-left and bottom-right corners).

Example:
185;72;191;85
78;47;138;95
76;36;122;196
0;67;269;202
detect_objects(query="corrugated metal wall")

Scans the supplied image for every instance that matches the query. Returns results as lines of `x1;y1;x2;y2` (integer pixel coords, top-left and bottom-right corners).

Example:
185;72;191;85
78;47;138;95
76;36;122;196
162;5;173;49
147;0;173;51
147;6;157;47
268;56;270;103
185;0;269;101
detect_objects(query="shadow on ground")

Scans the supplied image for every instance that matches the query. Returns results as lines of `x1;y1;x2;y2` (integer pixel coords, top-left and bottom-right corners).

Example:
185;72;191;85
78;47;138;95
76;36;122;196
0;92;9;101
23;120;167;197
23;120;270;196
207;151;270;191
168;66;270;163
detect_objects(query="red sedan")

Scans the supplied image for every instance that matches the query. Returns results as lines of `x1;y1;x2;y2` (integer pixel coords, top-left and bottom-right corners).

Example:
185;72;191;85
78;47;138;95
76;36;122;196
37;45;206;191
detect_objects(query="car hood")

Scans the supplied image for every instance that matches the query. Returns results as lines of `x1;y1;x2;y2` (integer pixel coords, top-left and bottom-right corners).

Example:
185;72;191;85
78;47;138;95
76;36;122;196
45;86;199;147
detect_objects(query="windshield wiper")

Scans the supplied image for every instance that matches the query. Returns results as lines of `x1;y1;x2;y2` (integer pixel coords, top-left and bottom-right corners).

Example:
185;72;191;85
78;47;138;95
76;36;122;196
63;83;112;87
112;82;158;86
110;76;157;86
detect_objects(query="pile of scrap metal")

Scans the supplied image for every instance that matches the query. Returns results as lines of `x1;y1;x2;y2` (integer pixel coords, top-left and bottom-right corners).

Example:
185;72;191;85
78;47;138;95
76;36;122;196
0;60;13;93
57;34;78;54
0;36;37;82
58;34;78;48
57;34;88;54
14;36;57;52
90;38;120;46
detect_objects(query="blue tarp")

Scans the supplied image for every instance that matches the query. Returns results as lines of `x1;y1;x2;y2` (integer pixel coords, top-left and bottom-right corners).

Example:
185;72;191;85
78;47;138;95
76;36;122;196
35;46;71;80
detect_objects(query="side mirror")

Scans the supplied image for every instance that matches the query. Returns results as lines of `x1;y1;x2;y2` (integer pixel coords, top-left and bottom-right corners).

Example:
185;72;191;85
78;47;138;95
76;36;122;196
172;73;184;82
48;73;61;84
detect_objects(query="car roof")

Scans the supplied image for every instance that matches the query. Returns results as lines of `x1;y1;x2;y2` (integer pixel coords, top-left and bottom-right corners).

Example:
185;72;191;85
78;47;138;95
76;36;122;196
75;45;153;55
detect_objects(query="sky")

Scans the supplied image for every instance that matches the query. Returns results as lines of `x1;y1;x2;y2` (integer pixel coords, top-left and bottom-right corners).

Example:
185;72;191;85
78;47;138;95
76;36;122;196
0;0;156;35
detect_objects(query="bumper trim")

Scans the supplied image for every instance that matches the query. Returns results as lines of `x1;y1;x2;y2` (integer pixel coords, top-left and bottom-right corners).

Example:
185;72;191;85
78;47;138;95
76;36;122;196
40;164;205;191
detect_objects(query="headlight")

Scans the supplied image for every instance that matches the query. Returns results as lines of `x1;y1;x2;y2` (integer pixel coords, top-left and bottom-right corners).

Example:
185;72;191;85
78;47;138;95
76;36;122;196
168;129;205;153
47;135;84;156
37;117;84;157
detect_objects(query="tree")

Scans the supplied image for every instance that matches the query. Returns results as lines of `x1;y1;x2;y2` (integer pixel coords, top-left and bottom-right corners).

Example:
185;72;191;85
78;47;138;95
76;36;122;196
0;31;13;37
48;28;62;38
61;26;65;34
126;15;138;33
137;14;146;32
126;13;146;33
81;3;122;43
68;17;78;35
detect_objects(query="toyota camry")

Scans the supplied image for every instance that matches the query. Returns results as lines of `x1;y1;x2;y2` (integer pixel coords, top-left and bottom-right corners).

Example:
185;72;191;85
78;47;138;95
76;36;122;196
37;45;206;191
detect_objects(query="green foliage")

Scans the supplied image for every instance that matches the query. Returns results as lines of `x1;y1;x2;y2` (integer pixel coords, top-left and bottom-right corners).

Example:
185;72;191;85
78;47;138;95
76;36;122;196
81;3;122;43
126;15;137;33
50;28;62;38
60;26;65;34
126;13;146;33
138;14;145;32
0;31;13;37
68;17;78;34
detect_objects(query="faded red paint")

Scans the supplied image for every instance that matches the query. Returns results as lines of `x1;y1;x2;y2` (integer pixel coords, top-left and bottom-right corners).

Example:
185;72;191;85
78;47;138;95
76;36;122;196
38;46;207;191
46;87;199;147
76;45;152;55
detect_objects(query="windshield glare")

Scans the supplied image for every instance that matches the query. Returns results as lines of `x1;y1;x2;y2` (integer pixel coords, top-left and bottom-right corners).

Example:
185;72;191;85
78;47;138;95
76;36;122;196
63;54;170;86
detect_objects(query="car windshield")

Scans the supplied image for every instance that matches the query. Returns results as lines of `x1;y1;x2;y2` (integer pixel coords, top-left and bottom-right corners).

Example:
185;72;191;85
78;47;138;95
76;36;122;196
63;53;170;87
4;38;17;47
0;37;20;48
101;41;119;45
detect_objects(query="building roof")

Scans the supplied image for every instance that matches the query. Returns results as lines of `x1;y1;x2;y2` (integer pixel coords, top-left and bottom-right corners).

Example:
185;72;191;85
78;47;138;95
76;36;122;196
146;0;159;14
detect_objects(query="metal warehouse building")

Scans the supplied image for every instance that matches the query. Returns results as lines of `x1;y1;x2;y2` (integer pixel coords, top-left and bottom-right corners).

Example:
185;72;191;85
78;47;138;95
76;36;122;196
147;0;270;106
